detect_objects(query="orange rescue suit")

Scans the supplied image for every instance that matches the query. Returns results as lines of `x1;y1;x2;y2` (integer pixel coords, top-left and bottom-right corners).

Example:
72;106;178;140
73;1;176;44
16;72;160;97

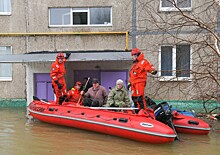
66;87;83;104
129;53;156;97
50;58;67;104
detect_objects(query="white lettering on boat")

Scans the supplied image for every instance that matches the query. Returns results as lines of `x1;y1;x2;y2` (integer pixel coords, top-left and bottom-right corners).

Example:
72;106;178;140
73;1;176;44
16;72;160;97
140;122;154;128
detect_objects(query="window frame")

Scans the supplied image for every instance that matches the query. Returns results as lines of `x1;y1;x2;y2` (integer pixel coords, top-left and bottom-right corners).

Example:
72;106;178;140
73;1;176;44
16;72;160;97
159;0;192;12
158;44;192;81
0;0;12;15
0;46;12;81
72;8;89;25
49;7;112;27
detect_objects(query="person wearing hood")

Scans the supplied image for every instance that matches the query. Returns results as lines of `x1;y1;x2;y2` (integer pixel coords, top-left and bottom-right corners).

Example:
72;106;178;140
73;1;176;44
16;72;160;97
127;48;157;112
50;52;71;105
65;81;83;104
107;79;131;107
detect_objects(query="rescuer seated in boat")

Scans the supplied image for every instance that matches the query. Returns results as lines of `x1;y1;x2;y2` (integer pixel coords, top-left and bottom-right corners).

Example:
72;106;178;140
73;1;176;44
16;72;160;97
65;81;84;105
82;78;108;107
106;79;131;108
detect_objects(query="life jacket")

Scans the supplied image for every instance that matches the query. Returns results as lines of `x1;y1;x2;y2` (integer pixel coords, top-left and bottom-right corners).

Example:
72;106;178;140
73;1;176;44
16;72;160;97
129;53;155;84
67;87;81;103
50;58;67;81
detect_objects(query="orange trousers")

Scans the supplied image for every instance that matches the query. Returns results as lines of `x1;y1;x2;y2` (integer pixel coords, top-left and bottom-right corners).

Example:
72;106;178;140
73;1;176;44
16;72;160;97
131;82;147;110
52;78;67;104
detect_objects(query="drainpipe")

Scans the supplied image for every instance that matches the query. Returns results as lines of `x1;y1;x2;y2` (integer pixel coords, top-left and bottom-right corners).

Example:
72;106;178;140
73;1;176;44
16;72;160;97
0;31;129;51
125;31;129;51
24;0;29;53
132;0;137;49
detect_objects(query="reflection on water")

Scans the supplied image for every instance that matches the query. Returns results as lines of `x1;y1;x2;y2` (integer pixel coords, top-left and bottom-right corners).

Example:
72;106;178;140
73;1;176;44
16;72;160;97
0;107;220;155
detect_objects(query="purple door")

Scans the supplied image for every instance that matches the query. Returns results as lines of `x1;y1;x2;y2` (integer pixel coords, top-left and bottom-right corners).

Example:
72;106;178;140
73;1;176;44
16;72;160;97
35;73;54;100
100;71;127;93
73;70;100;86
35;70;128;100
74;70;128;93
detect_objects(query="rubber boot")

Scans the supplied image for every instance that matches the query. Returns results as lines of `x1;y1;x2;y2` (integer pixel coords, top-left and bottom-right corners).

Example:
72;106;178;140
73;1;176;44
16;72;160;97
132;97;140;114
59;96;66;105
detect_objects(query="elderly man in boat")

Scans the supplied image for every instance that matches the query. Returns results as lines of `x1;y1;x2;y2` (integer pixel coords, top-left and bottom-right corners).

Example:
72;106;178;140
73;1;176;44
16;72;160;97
82;78;108;107
107;79;131;108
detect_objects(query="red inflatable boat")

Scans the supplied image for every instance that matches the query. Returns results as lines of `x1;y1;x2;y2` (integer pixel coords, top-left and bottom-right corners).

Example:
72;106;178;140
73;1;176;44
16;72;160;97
172;111;210;135
28;99;176;144
149;102;210;135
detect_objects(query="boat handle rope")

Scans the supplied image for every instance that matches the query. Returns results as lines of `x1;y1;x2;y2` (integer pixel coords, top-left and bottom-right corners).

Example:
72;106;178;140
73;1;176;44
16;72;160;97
65;110;127;121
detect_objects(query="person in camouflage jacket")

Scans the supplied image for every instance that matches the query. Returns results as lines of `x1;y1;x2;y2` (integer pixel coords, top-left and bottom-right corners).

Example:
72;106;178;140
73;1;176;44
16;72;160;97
107;79;131;107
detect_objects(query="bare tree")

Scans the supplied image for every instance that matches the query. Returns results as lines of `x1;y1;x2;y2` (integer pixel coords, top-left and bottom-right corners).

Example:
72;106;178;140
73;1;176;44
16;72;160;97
137;0;220;113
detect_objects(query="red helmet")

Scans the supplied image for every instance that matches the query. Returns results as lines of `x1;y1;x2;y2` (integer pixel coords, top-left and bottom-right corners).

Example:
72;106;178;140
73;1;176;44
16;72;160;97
75;81;82;86
57;52;65;59
131;48;141;56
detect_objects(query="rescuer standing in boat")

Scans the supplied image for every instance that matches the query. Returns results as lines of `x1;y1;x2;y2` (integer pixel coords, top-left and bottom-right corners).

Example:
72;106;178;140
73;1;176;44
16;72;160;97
127;48;157;112
50;52;71;105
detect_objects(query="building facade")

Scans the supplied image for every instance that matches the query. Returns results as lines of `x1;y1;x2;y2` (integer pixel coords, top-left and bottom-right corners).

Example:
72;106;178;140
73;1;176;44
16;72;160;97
0;0;219;105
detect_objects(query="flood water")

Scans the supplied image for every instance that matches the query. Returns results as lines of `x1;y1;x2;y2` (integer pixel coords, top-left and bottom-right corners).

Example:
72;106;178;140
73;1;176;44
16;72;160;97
0;107;220;155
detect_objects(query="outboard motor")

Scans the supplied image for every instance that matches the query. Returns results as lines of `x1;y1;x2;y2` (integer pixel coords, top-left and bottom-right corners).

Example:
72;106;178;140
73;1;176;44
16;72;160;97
154;102;180;140
154;102;172;124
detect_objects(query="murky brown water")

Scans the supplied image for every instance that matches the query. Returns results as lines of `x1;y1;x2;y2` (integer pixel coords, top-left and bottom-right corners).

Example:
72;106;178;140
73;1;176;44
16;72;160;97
0;107;220;155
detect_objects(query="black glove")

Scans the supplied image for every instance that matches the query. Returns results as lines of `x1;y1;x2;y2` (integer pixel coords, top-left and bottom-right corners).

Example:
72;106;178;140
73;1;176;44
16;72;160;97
65;52;71;59
57;83;63;89
127;82;131;90
110;103;115;107
151;70;157;75
65;98;69;102
55;80;62;89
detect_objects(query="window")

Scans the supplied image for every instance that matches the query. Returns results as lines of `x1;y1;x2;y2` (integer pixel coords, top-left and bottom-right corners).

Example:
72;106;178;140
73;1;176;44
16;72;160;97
72;8;88;25
50;8;71;25
0;46;12;81
159;45;191;81
90;8;111;25
160;0;192;11
49;7;112;27
0;0;11;15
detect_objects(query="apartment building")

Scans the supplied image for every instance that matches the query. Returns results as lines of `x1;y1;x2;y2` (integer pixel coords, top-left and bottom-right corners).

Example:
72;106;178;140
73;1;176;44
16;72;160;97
0;0;219;104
